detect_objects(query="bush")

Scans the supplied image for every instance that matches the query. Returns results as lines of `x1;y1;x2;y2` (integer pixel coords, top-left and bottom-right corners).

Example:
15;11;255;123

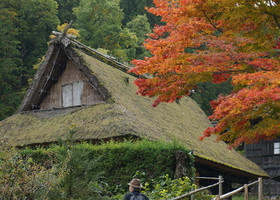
20;138;194;195
82;139;194;193
41;129;108;200
0;131;63;199
142;174;213;200
106;173;213;200
5;124;195;199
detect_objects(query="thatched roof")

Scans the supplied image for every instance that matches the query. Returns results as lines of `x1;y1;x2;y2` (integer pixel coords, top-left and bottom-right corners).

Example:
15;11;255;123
0;36;268;179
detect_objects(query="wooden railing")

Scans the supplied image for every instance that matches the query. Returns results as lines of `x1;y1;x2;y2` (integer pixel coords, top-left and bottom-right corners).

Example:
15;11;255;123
170;176;223;200
213;177;263;200
170;176;263;200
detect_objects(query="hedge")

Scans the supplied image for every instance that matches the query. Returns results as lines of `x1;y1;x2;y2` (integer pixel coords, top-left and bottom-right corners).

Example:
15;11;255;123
20;139;195;193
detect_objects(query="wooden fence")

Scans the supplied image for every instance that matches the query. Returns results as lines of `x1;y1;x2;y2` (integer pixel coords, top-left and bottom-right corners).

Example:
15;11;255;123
213;177;263;200
170;176;223;200
170;176;263;200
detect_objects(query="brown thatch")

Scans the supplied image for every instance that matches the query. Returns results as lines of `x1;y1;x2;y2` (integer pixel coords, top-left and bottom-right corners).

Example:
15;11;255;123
0;36;268;180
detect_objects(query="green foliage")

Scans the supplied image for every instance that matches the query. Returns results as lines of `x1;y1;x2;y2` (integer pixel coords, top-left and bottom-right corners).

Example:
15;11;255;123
106;174;213;200
119;0;161;27
0;131;63;200
17;0;60;84
191;80;233;116
74;0;123;51
74;0;153;62
126;14;152;59
2;124;202;200
55;0;80;22
142;174;213;200
47;129;106;200
112;28;138;61
83;140;194;193
21;139;194;195
7;127;106;200
0;0;59;120
126;14;151;45
0;6;23;120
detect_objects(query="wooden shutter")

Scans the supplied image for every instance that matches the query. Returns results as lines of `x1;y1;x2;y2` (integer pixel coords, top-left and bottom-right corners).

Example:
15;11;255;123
62;84;73;107
62;81;84;107
73;81;83;106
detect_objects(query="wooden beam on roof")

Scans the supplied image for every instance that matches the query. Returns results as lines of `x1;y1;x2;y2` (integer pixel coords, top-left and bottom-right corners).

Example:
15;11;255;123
62;20;73;35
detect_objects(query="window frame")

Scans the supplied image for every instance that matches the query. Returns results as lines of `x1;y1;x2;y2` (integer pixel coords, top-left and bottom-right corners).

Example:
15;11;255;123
274;142;280;155
62;81;84;108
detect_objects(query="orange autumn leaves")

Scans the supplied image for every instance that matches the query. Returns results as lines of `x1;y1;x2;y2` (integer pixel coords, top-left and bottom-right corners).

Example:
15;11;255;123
128;0;280;147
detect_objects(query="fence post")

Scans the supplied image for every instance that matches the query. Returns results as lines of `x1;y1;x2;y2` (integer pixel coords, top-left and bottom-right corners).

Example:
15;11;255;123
216;195;220;200
258;177;263;200
244;184;248;200
191;187;194;200
219;175;223;196
195;172;199;187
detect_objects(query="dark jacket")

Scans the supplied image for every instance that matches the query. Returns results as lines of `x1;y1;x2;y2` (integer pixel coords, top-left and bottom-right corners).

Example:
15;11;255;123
123;190;149;200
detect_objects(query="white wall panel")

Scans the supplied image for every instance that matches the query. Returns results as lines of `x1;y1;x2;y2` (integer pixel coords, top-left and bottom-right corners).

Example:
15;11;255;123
62;84;73;107
73;81;84;106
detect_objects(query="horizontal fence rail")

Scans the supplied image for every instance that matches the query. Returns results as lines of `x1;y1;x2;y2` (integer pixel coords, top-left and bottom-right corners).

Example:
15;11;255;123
213;178;263;200
170;180;224;200
170;176;263;200
196;177;220;180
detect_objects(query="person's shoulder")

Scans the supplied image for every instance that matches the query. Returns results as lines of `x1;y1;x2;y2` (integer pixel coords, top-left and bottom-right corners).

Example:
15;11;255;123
123;192;132;200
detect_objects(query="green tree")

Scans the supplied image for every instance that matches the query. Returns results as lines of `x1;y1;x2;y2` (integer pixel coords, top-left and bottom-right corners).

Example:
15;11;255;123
191;81;233;116
119;0;161;27
0;5;22;120
0;131;62;199
55;0;80;23
49;127;104;199
17;0;60;86
113;28;138;61
0;0;59;120
126;14;151;59
74;0;123;52
127;15;151;45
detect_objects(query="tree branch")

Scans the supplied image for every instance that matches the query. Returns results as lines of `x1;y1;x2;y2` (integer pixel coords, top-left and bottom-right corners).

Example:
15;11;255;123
201;10;224;34
272;14;280;30
213;69;246;74
262;10;280;30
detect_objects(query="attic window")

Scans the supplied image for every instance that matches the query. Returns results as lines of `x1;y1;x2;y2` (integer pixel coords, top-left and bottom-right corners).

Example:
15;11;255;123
62;81;84;107
274;142;280;154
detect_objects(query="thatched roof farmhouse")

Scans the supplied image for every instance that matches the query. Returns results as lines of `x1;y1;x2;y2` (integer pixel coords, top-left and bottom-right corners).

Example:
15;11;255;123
0;32;268;192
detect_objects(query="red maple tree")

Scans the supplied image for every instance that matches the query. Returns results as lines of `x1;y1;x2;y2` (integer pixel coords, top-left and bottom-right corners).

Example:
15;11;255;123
129;0;280;147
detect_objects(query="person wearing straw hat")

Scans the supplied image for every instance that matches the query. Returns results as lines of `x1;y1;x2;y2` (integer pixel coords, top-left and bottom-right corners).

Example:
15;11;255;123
123;178;149;200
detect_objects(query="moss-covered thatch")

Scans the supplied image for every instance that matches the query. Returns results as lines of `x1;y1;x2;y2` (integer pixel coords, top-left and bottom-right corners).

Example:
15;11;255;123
0;37;268;179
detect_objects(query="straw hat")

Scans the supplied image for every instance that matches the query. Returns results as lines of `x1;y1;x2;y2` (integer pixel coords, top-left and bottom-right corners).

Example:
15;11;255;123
128;178;143;188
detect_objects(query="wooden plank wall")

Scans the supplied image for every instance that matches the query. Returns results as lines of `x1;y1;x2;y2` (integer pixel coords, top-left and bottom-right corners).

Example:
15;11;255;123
245;139;280;196
40;60;105;110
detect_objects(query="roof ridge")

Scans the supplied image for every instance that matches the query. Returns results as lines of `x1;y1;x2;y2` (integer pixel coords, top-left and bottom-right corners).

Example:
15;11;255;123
52;31;149;79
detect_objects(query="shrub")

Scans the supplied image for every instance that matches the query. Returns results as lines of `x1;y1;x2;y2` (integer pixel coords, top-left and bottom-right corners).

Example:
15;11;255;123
142;174;213;200
44;128;107;200
106;173;213;200
70;139;194;193
0;131;63;199
1;124;197;199
20;138;194;195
